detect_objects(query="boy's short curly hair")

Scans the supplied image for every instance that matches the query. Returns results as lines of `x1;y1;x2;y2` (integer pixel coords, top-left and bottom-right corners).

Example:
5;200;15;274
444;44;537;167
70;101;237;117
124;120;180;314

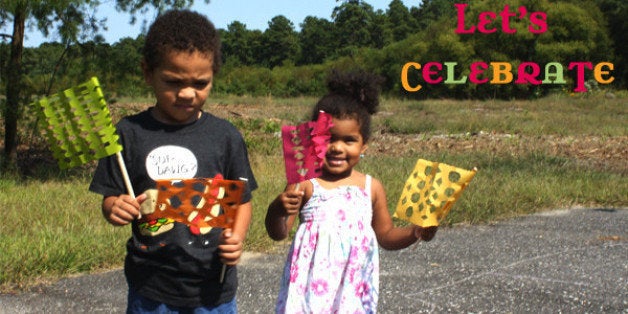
142;10;222;73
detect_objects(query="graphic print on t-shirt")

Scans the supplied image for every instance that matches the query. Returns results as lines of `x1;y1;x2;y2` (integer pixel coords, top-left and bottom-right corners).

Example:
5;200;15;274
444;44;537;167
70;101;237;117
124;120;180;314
146;145;198;180
139;145;199;236
138;189;176;236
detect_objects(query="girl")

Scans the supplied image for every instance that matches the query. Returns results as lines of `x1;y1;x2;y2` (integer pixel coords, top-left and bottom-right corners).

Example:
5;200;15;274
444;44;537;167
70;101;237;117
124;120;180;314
265;70;437;313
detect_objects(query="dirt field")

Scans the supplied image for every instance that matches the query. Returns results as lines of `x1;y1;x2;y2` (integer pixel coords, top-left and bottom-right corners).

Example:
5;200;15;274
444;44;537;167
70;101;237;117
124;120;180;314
204;102;627;175
6;100;628;177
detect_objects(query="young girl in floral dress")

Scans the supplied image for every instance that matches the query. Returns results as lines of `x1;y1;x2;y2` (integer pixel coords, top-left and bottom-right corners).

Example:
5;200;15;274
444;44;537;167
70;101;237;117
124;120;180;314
265;70;438;313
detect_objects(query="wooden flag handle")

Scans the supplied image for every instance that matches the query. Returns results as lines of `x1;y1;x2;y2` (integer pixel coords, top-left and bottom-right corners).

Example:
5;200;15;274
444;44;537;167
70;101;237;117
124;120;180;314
116;151;135;198
116;151;139;219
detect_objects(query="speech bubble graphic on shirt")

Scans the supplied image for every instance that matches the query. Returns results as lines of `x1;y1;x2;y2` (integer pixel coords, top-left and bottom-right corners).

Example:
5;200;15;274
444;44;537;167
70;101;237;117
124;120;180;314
145;145;198;180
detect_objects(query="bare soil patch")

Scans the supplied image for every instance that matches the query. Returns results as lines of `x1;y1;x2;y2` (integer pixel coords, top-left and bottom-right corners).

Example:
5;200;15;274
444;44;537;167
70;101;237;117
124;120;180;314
209;102;627;175
370;132;627;175
5;101;627;176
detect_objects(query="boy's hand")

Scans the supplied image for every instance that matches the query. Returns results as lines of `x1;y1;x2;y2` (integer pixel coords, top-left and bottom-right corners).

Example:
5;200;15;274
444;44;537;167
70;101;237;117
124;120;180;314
415;225;438;242
278;189;304;216
103;194;147;226
219;228;243;265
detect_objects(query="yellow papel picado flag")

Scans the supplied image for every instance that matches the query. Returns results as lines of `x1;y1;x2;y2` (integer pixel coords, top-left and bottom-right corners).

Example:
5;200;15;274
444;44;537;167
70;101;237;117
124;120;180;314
394;159;477;227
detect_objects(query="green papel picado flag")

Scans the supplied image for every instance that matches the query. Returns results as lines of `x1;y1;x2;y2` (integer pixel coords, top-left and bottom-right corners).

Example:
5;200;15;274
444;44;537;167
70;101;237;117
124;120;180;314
35;77;134;198
36;77;122;168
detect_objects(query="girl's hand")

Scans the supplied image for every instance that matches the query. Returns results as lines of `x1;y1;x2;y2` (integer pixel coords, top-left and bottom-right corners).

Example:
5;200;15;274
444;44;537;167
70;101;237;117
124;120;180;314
219;228;243;265
265;184;306;241
415;225;438;242
278;189;304;216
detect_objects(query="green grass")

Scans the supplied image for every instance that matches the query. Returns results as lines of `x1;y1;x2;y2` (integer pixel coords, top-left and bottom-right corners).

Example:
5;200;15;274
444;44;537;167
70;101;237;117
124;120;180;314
0;177;127;291
379;96;627;136
1;93;626;292
358;152;626;223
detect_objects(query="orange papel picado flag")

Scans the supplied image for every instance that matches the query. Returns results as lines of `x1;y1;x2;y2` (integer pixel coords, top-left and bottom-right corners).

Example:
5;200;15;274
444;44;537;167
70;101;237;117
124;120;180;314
139;175;246;233
138;174;246;283
394;159;477;227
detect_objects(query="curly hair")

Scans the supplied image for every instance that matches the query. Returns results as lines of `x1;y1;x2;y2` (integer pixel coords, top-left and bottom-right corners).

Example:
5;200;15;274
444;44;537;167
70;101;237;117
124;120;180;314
142;10;222;73
312;70;384;143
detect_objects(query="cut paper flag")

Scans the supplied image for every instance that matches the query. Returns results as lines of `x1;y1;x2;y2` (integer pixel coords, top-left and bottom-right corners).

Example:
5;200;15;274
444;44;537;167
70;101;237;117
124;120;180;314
139;176;246;232
35;77;134;198
394;159;477;227
281;111;333;184
36;77;122;168
139;174;246;284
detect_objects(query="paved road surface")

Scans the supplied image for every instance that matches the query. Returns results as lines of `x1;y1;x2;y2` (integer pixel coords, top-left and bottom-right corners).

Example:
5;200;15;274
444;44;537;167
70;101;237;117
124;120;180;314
1;207;626;313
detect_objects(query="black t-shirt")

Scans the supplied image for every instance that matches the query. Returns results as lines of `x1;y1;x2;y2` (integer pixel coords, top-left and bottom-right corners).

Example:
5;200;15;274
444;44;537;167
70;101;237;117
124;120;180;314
89;109;258;307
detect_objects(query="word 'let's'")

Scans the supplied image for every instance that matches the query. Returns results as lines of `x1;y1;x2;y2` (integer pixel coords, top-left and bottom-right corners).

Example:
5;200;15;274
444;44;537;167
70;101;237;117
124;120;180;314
455;3;547;34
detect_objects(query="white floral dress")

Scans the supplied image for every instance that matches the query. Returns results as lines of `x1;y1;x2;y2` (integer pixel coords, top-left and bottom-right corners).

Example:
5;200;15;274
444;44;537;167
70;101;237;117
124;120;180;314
276;176;379;314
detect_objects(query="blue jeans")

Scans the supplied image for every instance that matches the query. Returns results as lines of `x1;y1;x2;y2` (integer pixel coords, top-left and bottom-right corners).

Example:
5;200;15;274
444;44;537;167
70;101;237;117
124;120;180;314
127;288;237;314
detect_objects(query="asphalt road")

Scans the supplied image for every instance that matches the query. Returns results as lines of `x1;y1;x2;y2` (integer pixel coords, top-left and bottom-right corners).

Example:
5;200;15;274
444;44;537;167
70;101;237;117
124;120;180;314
1;207;626;313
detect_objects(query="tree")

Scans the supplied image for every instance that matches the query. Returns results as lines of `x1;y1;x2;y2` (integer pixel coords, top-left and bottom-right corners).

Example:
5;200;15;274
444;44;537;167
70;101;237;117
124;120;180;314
220;21;264;67
107;36;145;96
332;0;377;50
298;16;335;65
369;9;392;49
0;0;204;173
410;0;460;30
386;0;412;42
596;0;628;87
261;15;299;68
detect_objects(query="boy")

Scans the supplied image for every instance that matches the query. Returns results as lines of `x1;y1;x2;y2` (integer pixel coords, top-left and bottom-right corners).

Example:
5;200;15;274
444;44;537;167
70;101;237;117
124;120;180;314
89;10;257;313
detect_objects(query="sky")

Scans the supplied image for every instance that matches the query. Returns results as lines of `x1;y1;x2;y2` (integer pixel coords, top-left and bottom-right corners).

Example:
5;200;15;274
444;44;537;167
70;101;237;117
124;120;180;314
9;0;422;47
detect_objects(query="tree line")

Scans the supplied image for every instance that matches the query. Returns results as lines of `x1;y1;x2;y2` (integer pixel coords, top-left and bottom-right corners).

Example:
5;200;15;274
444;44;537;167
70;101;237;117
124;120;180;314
0;0;626;171
2;0;625;100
